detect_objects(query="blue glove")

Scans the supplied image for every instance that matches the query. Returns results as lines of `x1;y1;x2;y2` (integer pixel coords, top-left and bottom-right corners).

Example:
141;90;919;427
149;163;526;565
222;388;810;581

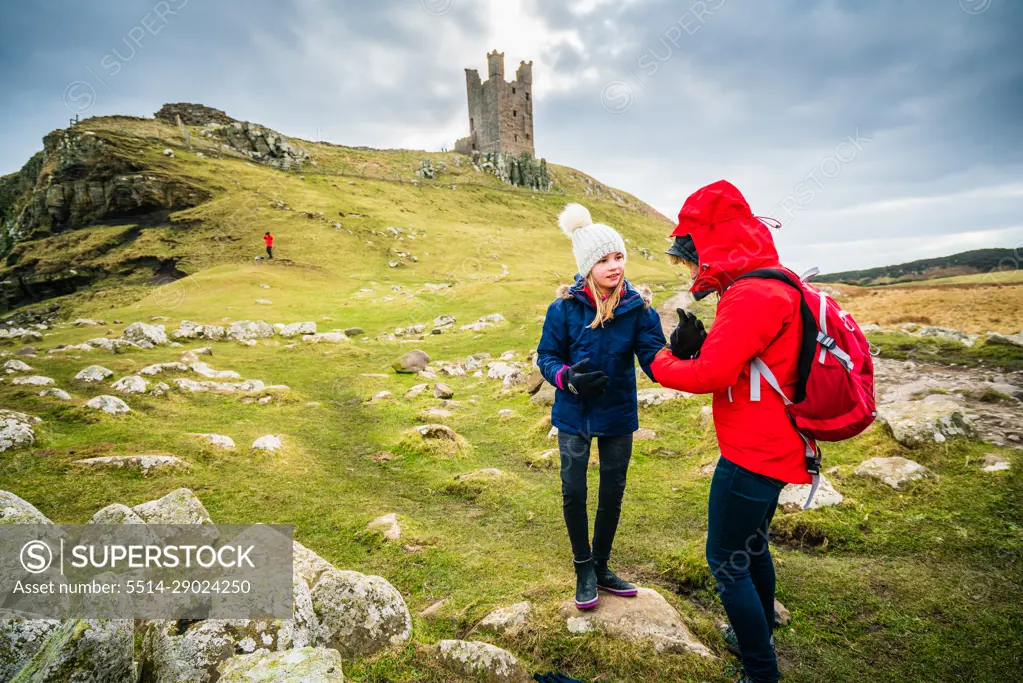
533;673;585;683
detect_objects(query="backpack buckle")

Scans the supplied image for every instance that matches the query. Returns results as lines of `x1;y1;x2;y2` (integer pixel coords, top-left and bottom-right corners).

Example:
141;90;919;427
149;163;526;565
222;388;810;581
817;333;836;350
805;448;822;475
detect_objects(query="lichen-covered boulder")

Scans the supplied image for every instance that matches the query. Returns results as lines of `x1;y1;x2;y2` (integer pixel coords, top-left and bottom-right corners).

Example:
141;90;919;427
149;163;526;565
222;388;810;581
74;365;114;383
85;395;131;414
778;474;843;512
0;410;40;453
226;320;275;340
139;362;189;376
111;375;148;394
138;602;318;683
216;647;344;682
274;322;317;338
558;588;712;657
88;503;146;524
855;456;933;491
0;490;51;524
478;602;533;636
301;332;348;344
393;350;429;373
132;488;213;524
2;359;33;373
877;400;976;447
73;454;189;472
10;619;134;683
11;375;54;386
251;435;282;452
40;388;72;401
191;433;236;450
292;542;411;658
123;322;169;346
0;610;61;682
437;640;530;682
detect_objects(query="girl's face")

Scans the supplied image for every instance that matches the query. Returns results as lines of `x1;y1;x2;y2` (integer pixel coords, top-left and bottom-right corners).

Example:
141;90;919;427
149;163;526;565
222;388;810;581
591;252;625;292
688;261;700;280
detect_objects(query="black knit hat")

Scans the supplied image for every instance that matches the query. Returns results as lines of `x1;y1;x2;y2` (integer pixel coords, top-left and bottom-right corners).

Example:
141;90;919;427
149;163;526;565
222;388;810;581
665;234;698;263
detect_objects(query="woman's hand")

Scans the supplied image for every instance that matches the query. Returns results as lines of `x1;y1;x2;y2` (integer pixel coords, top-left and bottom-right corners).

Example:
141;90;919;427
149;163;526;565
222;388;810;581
669;308;706;359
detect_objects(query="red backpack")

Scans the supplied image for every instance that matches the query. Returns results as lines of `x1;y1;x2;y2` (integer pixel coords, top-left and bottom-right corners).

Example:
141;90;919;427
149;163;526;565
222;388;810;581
734;267;877;506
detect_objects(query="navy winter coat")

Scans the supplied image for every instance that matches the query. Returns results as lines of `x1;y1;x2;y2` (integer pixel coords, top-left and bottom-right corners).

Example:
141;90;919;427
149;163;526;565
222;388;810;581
537;275;666;437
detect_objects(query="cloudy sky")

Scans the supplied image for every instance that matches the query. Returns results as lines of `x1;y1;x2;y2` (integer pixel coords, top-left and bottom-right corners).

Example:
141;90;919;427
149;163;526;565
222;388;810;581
2;0;1021;273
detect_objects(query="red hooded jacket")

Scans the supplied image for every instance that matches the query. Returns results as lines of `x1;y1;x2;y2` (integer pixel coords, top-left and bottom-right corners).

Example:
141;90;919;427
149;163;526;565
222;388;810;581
651;180;811;484
263;233;274;247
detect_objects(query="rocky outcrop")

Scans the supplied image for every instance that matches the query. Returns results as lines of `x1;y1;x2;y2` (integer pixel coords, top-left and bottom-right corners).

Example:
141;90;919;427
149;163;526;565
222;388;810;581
467;150;551;191
877;400;976;447
85;395;131;414
0;489;51;524
478;602;533;636
10;618;135;683
73;454;188;472
132;487;213;524
436;640;530;682
855;457;933;490
155;103;236;126
778;474;843;512
215;647;345;682
559;588;711;657
203;121;308;170
0;611;62;682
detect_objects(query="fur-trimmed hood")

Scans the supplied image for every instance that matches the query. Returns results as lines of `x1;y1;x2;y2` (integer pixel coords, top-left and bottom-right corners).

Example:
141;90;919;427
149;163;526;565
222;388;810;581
556;277;653;308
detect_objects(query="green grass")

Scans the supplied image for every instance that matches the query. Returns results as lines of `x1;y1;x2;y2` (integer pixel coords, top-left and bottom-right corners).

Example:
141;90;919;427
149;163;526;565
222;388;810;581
867;332;1023;372
888;269;1023;287
1;115;1021;681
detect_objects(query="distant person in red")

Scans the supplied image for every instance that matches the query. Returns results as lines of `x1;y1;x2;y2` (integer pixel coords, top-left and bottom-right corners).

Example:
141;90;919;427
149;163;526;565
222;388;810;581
263;232;273;259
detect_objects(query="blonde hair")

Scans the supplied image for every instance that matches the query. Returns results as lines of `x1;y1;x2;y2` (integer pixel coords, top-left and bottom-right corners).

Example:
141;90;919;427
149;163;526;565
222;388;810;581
667;254;687;266
585;271;625;329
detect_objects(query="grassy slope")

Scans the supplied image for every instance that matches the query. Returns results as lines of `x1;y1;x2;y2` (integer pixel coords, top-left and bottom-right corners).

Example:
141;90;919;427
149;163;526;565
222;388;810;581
2;117;1022;681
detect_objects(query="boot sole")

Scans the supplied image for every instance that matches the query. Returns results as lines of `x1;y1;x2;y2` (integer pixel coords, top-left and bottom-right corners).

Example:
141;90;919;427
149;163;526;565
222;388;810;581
575;596;599;609
597;585;638;597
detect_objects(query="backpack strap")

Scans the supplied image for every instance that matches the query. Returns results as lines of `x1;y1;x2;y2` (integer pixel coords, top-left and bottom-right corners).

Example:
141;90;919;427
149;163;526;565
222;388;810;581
731;268;817;403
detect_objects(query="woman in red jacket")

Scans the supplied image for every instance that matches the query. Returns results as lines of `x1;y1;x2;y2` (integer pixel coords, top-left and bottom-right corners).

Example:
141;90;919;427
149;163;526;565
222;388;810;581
263;232;274;259
652;180;808;683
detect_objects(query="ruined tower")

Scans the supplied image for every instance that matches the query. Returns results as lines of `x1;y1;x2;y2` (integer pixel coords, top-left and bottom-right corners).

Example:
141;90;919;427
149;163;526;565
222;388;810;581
454;51;535;157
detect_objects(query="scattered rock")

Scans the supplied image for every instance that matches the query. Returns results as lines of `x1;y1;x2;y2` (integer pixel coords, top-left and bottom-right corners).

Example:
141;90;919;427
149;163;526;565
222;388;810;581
189;362;241;379
85;395;131;414
132;487;213;524
191;433;236;450
855;456;933;491
111;375;148;394
366;513;401;541
878;400;976;446
637;388;691;407
393;350;430;373
525;449;557;469
434;383;454;399
123;321;168;346
252;435;283;452
275;321;317;337
634;428;657;441
404;383;429;399
40;388;71;401
73;454;189;472
778;474;843;512
774;599;791;627
558;588;711;657
11;375;54;386
0;489;51;524
226;320;275;340
437;640;530;683
75;365;114;382
418;600;448;618
530;382;556;407
216;647;345;682
479;602;533;636
981;453;1011;472
302;332;349;344
2;359;32;373
344;327;364;336
371;391;393;402
986;330;1023;348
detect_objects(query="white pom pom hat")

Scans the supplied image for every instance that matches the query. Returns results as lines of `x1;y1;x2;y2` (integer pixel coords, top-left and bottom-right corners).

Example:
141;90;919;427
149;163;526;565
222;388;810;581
558;203;627;277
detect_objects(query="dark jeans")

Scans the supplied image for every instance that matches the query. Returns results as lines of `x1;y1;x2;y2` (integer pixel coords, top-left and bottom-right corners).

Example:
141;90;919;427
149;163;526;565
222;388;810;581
706;456;785;683
558;431;633;563
266;246;273;259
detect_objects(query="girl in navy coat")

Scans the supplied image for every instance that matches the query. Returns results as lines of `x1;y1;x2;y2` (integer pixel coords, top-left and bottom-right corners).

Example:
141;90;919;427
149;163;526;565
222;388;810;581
537;203;666;609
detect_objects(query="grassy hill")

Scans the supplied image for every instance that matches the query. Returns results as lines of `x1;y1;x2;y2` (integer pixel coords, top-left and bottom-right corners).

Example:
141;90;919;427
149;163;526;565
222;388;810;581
1;115;1021;681
817;248;1020;286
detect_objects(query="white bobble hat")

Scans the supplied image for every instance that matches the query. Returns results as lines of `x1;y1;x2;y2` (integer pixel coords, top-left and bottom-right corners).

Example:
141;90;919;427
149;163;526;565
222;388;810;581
558;203;627;277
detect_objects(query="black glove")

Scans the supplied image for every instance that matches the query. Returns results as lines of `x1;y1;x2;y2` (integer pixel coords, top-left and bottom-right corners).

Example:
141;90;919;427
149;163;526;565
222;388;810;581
534;673;585;683
559;358;608;398
669;308;706;360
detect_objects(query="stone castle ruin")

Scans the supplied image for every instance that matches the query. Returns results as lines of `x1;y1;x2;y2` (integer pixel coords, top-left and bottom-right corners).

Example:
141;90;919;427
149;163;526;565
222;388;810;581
455;51;534;157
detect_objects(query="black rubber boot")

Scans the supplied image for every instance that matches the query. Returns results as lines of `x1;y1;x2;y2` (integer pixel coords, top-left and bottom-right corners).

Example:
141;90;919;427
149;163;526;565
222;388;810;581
594;559;638;596
574;558;598;609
